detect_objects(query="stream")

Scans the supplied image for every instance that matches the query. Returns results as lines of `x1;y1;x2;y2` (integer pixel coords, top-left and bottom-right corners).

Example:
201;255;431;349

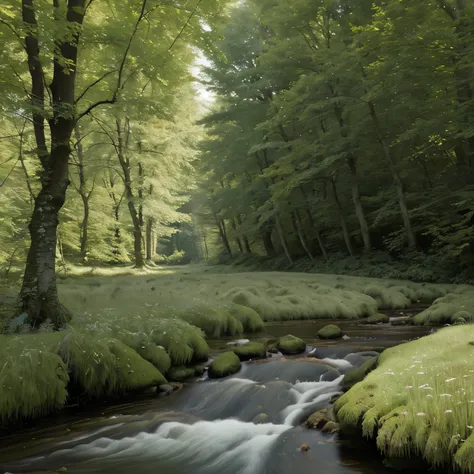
0;321;435;474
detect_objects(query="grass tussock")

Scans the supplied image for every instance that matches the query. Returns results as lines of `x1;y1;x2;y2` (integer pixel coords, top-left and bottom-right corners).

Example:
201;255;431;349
414;291;474;325
335;325;474;472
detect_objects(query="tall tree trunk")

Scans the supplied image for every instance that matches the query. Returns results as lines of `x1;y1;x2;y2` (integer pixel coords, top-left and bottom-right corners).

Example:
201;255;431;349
74;125;94;262
293;211;314;261
230;218;243;252
367;101;416;249
19;0;86;326
236;215;251;253
115;118;145;268
146;218;153;262
216;218;232;258
330;178;354;256
275;213;293;264
347;156;371;252
331;93;372;253
262;228;275;257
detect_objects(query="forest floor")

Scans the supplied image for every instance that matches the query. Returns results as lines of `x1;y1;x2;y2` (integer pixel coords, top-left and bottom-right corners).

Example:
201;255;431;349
1;264;474;471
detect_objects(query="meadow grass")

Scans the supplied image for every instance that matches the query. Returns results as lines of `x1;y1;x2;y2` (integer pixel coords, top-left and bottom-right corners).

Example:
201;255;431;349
335;325;474;472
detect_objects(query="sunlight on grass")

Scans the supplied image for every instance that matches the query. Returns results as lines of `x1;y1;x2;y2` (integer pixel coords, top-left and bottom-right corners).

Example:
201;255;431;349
335;325;474;472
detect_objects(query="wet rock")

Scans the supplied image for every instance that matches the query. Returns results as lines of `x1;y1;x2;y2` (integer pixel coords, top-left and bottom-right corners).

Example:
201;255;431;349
342;355;379;391
194;366;206;376
143;386;158;394
321;421;340;434
233;342;266;361
278;335;306;355
158;384;174;395
390;317;411;326
304;408;334;430
317;324;342;340
320;368;341;382
299;444;310;452
208;351;241;378
364;313;390;324
167;366;196;382
168;382;184;391
252;413;269;424
343;351;379;366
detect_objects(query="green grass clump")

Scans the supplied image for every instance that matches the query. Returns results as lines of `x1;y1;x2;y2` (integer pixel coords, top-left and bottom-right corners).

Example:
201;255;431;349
178;305;243;338
414;293;474;325
335;325;474;472
278;334;306;355
57;331;166;396
226;303;264;332
208;351;241;378
232;342;266;361
317;324;342;339
0;335;69;423
342;356;379;390
364;286;411;309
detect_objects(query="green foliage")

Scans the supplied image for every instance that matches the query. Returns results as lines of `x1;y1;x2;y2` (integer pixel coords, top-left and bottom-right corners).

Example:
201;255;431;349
342;356;379;391
208;351;241;378
335;325;474;472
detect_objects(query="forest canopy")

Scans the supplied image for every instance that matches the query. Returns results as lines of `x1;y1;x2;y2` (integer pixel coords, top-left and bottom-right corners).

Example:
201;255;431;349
1;0;474;325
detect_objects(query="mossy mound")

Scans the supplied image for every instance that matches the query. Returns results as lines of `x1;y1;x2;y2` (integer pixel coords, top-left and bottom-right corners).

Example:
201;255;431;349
317;324;342;340
227;303;264;332
208;351;241;378
178;305;243;338
342;355;379;390
278;335;306;355
232;342;266;361
167;366;196;382
365;313;390;325
413;293;474;326
335;325;474;473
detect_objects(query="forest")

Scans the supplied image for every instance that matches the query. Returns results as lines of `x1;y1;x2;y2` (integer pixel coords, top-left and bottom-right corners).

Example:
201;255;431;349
0;1;474;474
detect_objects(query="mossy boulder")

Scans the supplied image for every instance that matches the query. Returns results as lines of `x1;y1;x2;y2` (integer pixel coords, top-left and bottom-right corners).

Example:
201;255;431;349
305;408;334;430
321;420;340;434
208;352;241;378
253;413;269;424
167;366;196;382
365;313;390;325
317;325;342;340
342;355;379;390
110;341;167;390
232;342;266;361
264;338;280;354
278;335;306;355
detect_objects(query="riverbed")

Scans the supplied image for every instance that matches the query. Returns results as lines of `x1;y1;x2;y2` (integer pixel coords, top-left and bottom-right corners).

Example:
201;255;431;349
0;321;438;474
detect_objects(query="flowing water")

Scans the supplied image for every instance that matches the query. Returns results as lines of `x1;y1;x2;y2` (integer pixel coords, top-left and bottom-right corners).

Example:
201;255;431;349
0;321;435;474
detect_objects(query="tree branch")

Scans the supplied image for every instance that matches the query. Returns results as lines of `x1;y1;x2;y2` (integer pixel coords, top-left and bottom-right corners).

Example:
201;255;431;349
169;0;203;51
75;69;118;104
77;0;149;120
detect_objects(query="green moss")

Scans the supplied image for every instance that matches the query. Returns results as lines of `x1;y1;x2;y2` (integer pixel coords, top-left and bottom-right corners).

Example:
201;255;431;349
365;314;390;324
232;342;266;361
335;325;474;473
227;303;264;332
413;294;474;326
208;351;241;378
317;324;342;339
0;343;68;424
167;366;196;382
364;286;410;309
109;340;167;390
178;305;243;338
136;344;171;374
342;356;379;390
278;334;306;355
